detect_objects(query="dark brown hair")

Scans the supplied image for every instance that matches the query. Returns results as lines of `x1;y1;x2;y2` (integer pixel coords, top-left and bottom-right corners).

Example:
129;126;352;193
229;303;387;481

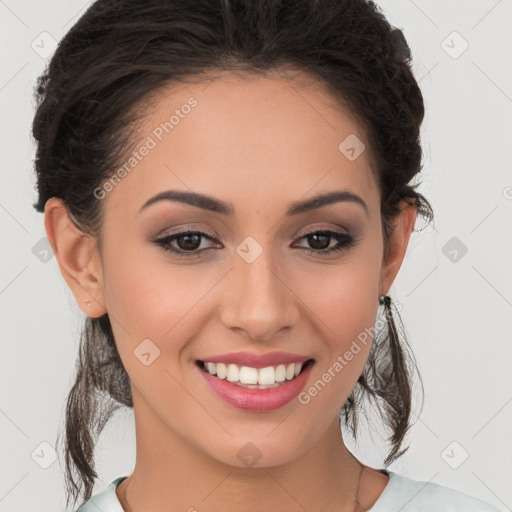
31;0;433;508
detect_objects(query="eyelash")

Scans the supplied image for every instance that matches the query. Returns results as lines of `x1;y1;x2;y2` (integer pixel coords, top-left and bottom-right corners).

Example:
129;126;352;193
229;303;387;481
151;228;356;257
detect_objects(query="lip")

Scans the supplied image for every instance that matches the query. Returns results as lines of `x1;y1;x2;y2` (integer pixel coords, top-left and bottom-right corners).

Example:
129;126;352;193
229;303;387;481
196;351;312;368
196;359;315;411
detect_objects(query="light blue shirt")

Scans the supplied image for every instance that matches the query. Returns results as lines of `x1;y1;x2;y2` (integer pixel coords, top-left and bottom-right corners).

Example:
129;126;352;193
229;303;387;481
77;470;504;511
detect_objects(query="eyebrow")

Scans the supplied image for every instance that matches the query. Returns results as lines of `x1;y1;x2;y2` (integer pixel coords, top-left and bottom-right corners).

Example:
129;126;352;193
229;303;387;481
139;189;369;217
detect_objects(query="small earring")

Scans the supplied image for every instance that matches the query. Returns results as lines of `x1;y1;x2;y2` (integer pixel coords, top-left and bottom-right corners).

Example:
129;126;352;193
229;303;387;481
85;300;92;307
379;295;391;306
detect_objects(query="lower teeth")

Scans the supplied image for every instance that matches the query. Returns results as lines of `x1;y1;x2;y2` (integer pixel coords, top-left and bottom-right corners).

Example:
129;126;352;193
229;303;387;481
231;380;283;389
209;372;292;388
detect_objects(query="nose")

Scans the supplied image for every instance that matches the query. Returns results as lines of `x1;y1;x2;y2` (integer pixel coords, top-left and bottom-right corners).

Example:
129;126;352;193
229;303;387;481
220;249;300;342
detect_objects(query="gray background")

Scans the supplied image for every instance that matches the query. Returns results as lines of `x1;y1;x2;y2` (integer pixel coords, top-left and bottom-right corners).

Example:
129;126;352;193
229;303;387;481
1;0;511;510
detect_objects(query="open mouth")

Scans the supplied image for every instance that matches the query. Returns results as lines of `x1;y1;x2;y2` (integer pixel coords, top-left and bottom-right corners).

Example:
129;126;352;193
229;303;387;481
195;358;315;389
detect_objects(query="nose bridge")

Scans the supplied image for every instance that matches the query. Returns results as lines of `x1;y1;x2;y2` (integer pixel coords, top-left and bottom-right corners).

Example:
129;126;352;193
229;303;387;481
221;242;299;341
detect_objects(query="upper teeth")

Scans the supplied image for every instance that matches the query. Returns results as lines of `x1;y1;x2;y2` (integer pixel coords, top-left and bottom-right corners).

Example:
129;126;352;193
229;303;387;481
203;361;304;385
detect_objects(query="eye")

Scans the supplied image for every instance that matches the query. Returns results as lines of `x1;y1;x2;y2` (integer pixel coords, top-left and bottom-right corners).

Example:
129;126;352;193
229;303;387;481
151;229;220;257
151;228;357;258
293;229;356;255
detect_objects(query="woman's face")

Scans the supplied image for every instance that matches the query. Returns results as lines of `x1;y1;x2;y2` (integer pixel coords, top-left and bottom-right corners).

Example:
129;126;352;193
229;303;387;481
55;70;411;468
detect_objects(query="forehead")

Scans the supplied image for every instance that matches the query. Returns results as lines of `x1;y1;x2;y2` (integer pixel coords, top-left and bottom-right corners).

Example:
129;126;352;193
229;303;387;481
104;69;380;218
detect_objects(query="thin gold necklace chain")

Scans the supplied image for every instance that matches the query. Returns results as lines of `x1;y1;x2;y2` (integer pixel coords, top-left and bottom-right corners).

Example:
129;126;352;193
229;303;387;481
122;463;366;512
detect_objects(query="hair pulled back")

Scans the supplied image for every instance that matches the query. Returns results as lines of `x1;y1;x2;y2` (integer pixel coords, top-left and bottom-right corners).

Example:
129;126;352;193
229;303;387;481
31;0;433;507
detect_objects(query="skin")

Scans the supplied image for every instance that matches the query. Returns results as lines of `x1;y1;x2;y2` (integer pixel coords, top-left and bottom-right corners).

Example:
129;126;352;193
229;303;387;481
45;69;416;511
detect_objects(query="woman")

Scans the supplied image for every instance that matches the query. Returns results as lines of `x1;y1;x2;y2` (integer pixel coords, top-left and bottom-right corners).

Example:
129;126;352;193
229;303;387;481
32;0;501;510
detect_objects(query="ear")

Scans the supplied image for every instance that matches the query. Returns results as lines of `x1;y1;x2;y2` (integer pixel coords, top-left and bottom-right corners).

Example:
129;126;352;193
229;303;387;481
379;199;417;297
44;198;107;318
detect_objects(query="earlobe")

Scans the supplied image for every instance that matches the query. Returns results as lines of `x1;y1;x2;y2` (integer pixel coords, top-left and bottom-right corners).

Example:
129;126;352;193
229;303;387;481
379;199;417;297
44;198;107;318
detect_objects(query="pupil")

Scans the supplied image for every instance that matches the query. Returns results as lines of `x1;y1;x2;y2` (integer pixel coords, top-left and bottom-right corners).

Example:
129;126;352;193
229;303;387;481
178;234;200;250
309;233;330;250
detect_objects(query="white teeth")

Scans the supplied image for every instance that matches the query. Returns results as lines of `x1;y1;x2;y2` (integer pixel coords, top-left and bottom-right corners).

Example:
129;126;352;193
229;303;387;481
239;366;258;384
201;360;307;386
226;363;239;382
258;366;275;386
275;364;286;382
216;363;227;379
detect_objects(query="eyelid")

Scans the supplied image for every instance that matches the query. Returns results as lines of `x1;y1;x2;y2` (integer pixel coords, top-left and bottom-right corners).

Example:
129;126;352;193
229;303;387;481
155;224;220;239
151;225;357;258
298;225;349;237
153;224;348;244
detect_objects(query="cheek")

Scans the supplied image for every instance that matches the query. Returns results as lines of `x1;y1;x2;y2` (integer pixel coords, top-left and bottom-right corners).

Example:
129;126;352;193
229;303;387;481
100;249;215;410
104;259;191;334
297;251;382;340
294;249;382;397
101;240;225;366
